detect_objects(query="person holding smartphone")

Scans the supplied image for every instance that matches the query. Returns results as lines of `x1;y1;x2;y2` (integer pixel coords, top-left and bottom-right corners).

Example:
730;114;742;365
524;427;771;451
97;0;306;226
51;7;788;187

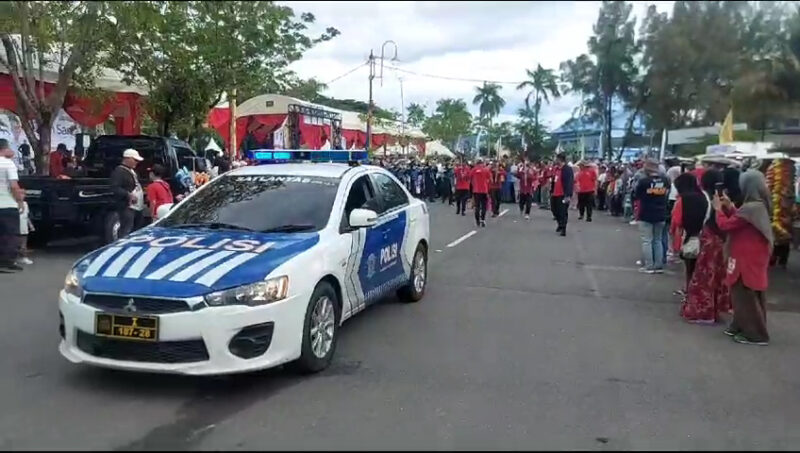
714;170;773;345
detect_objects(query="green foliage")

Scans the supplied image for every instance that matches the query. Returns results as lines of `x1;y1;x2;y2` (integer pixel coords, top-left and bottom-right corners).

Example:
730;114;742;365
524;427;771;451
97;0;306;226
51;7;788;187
108;1;339;138
0;1;122;171
561;0;638;160
423;98;472;151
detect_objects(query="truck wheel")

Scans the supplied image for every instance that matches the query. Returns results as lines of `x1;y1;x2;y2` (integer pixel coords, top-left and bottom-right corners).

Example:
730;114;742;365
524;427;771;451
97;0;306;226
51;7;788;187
103;211;121;245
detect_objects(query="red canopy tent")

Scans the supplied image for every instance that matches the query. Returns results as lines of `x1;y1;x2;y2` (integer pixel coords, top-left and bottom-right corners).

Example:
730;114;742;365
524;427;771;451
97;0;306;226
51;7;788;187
0;74;144;138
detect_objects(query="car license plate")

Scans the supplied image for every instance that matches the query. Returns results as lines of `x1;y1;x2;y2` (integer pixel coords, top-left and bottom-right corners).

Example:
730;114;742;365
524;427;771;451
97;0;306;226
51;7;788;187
95;313;159;341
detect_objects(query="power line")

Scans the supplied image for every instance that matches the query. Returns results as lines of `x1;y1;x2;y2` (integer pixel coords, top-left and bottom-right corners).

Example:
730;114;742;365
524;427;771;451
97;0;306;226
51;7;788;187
325;61;369;85
383;64;526;85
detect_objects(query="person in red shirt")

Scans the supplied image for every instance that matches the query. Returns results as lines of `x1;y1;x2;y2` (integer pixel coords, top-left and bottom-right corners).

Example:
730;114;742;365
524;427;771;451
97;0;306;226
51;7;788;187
551;153;574;236
470;158;490;227
714;170;772;345
146;164;174;219
453;159;472;216
49;143;68;178
517;160;538;219
576;161;598;222
488;161;506;217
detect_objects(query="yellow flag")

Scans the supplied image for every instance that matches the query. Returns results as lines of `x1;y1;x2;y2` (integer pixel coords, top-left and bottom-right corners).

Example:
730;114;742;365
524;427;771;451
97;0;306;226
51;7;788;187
719;108;733;144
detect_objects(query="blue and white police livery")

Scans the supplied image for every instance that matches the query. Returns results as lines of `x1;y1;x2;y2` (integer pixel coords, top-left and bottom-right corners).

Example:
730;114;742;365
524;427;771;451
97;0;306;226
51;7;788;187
58;161;430;375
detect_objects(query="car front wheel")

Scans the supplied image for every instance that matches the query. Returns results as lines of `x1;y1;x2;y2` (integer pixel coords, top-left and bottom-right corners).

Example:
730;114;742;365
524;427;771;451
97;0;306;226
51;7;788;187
290;281;340;374
398;243;427;303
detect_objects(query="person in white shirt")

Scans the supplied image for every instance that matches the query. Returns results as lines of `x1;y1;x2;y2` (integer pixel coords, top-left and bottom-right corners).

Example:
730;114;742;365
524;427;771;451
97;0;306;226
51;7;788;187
17;200;33;265
0;138;25;272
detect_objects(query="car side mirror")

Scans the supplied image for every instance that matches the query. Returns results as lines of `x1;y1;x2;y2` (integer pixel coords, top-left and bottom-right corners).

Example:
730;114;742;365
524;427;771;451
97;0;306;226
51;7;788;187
155;203;174;220
349;208;378;229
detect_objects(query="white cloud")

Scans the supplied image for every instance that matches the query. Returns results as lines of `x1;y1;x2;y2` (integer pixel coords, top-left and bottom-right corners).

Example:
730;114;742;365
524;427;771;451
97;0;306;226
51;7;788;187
280;1;674;130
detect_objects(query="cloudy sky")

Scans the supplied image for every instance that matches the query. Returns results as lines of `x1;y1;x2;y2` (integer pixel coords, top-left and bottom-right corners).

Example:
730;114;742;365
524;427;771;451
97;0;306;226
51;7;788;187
282;1;674;130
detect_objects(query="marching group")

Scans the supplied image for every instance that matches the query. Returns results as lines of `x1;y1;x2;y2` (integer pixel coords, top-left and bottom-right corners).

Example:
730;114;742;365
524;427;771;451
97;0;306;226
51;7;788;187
382;152;779;347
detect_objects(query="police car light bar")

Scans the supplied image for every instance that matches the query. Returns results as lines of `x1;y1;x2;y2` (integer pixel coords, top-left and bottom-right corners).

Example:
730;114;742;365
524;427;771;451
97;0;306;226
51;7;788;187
245;149;369;165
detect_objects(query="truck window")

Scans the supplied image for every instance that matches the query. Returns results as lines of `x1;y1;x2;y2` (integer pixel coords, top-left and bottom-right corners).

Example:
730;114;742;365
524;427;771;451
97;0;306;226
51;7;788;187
83;137;165;179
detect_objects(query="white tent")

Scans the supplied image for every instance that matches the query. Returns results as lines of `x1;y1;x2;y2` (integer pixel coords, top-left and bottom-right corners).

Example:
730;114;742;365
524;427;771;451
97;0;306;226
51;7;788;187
205;138;222;152
425;140;455;158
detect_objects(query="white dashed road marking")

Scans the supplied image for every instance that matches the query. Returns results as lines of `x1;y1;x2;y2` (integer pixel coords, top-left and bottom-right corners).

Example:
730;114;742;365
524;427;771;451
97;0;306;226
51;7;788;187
446;230;477;248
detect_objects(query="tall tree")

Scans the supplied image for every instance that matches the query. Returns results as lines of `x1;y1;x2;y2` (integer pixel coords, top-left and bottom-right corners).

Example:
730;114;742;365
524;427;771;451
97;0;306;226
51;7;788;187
516;64;561;136
561;0;637;159
0;1;121;173
472;81;505;125
109;1;338;139
406;102;426;127
423;98;472;152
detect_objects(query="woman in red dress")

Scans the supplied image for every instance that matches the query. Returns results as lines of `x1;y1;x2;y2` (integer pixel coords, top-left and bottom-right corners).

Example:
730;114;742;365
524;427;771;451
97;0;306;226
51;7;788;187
680;169;732;324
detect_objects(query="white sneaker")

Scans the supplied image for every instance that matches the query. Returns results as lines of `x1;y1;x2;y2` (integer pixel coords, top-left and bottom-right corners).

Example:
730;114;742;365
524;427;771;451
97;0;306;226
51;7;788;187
525;215;530;220
636;260;643;266
18;257;33;265
629;220;638;225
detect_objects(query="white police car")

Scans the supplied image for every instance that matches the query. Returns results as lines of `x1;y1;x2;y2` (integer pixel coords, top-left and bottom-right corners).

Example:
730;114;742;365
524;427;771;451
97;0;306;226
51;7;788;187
58;162;430;375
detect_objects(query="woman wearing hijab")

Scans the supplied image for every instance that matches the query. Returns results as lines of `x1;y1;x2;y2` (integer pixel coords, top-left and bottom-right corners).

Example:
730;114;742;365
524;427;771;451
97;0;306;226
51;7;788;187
715;170;773;345
671;173;708;297
680;169;732;324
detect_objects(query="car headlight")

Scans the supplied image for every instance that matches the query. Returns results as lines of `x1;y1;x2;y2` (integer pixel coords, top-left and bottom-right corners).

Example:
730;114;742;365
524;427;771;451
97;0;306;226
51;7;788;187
204;276;289;307
64;268;83;298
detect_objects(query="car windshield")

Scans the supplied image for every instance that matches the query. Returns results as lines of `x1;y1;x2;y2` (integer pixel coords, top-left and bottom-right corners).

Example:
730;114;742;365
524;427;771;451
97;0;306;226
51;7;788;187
158;174;340;232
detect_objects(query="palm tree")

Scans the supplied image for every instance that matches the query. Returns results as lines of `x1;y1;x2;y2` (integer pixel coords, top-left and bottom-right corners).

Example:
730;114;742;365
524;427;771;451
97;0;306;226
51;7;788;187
516;64;561;135
406;102;427;127
472;82;505;125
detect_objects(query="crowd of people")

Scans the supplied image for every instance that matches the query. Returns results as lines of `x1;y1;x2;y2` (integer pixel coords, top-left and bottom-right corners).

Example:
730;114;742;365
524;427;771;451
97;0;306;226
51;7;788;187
378;151;793;347
0;139;794;346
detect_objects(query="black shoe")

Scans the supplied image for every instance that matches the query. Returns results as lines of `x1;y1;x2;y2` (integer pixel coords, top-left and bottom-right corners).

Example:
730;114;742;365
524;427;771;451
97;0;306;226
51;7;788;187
578;216;583;220
481;220;486;227
556;225;563;232
0;263;23;273
587;218;592;222
461;212;466;216
559;230;566;237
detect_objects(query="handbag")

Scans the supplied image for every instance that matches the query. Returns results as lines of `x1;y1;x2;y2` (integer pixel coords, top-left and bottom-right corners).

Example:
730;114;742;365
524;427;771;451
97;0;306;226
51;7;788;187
681;193;712;259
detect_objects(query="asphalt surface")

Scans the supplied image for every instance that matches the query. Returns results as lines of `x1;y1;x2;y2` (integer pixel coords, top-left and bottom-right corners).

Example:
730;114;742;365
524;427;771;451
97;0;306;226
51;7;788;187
2;200;800;450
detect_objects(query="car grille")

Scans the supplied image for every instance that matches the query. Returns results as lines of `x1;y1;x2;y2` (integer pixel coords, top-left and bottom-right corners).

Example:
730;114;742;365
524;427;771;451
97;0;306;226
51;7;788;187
76;331;209;364
82;294;192;314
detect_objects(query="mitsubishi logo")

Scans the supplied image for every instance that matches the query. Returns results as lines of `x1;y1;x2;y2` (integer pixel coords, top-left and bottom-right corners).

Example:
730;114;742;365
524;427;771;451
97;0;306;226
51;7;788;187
123;298;138;313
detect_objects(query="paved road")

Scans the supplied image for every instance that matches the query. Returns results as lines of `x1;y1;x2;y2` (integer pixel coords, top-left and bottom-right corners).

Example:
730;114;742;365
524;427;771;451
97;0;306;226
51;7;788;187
2;201;800;450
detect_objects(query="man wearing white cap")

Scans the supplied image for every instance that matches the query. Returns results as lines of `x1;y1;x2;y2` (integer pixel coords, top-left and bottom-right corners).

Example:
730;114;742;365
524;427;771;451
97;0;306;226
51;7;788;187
109;149;145;239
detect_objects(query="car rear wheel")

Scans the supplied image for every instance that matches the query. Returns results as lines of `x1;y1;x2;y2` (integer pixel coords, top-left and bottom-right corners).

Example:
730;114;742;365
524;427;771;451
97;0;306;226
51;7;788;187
397;243;427;303
289;281;340;374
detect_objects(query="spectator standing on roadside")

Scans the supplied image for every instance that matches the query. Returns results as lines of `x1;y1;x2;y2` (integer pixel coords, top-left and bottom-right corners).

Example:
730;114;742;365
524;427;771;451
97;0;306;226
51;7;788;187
634;159;670;273
110;149;145;239
146;164;174;219
715;170;773;345
0;139;25;272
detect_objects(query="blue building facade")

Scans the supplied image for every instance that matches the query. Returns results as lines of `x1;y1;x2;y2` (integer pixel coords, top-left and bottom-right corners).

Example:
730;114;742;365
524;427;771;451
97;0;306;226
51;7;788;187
550;103;649;161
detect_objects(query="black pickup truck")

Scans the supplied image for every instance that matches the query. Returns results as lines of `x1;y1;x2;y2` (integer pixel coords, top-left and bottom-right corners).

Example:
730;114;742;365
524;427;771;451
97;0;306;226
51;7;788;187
21;135;203;245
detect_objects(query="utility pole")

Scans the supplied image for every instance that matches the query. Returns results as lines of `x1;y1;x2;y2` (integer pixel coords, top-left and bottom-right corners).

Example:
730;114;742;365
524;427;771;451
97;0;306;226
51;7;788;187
399;76;406;155
365;40;398;153
366;50;375;151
